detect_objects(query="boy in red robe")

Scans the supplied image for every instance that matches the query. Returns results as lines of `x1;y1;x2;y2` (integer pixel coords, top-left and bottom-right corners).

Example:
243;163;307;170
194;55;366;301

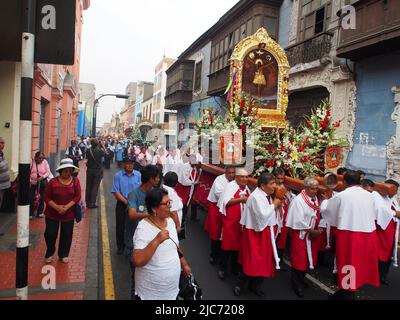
217;168;250;280
234;173;283;297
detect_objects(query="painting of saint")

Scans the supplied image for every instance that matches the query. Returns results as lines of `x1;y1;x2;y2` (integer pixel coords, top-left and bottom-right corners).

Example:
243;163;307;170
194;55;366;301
242;45;278;110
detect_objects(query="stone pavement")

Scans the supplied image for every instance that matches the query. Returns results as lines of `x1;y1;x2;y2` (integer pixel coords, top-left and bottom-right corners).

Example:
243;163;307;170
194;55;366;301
0;160;95;300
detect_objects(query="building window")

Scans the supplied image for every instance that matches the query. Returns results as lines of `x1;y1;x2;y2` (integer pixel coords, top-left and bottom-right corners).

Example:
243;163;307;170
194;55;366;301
194;60;202;92
246;19;253;36
240;23;246;40
314;7;325;34
299;0;331;41
264;16;277;39
164;113;169;123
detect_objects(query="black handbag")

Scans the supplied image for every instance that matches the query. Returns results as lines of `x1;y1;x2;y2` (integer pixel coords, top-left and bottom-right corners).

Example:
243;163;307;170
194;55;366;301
72;178;84;223
177;273;202;300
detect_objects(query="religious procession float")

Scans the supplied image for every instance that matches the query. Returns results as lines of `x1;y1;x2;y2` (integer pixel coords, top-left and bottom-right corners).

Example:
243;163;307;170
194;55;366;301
190;28;396;207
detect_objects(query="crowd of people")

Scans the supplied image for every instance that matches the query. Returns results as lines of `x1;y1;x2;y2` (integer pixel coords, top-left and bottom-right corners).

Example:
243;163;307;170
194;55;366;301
0;133;399;300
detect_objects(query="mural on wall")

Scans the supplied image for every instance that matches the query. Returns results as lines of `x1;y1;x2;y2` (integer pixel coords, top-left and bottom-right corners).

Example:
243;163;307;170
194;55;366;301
242;46;278;110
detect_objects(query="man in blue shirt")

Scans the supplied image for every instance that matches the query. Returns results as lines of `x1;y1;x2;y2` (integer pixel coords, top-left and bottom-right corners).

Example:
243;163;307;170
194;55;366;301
126;164;161;300
111;157;141;255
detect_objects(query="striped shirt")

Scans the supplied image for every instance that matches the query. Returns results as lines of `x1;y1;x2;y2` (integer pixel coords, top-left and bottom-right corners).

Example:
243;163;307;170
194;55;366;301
0;153;11;190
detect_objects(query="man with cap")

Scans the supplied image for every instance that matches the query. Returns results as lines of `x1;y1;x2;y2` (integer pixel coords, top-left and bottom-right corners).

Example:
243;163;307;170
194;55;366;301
217;168;251;280
111;156;142;255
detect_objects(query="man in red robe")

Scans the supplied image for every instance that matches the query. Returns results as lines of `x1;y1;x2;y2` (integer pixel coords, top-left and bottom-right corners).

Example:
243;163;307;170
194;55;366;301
205;166;236;265
234;173;282;297
372;179;400;285
217;168;250;280
321;170;380;300
286;177;323;298
274;168;295;272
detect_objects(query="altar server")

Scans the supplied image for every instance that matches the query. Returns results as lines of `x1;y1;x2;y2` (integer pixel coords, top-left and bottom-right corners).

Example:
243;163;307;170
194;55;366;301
204;166;236;264
372;179;400;285
286;177;323;298
274;168;295;268
217;168;251;280
321;170;380;300
234;173;283;297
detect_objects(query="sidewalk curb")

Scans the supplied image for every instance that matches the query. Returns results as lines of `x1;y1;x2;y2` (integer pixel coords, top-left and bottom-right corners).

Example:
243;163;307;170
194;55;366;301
84;207;99;300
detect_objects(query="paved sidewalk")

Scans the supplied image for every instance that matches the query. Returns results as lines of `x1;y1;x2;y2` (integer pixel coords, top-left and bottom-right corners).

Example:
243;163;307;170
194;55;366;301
0;160;94;300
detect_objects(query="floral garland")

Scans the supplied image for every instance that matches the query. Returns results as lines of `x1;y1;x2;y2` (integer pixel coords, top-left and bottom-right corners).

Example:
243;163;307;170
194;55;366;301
194;97;346;179
254;100;347;179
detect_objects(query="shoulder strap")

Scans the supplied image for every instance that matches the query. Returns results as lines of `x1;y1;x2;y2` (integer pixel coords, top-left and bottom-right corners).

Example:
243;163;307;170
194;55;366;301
89;148;101;167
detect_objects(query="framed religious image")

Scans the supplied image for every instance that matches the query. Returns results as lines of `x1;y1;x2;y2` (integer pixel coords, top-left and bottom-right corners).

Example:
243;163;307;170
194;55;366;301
229;28;290;128
325;145;342;169
220;131;242;165
242;46;278;110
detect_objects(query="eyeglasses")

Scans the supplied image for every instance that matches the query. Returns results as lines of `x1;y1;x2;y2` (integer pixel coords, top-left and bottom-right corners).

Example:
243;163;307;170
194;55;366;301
159;200;172;207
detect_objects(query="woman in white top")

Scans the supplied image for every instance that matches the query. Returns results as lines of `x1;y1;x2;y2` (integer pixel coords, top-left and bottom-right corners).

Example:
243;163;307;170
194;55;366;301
133;188;192;300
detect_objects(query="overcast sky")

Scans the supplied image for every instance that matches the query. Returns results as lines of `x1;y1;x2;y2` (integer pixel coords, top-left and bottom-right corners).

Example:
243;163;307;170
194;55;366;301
80;0;240;126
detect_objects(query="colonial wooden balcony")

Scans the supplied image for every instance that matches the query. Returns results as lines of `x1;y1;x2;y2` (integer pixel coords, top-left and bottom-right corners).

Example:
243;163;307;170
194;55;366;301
207;65;230;96
285;32;333;67
337;0;400;60
165;59;195;110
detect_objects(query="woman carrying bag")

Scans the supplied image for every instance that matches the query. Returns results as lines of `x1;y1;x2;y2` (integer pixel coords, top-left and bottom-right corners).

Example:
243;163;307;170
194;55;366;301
43;158;81;264
30;151;52;219
132;188;192;300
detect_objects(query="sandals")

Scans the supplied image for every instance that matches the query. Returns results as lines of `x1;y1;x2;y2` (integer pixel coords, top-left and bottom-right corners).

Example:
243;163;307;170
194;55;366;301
60;257;69;264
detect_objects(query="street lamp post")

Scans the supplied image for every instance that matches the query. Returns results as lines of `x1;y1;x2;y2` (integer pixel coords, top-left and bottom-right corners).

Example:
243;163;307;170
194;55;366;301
92;94;129;138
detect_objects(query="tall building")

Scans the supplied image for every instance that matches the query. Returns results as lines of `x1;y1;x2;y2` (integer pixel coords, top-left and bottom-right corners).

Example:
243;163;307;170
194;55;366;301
120;82;137;131
335;0;400;180
134;81;154;124
152;56;177;146
78;82;96;137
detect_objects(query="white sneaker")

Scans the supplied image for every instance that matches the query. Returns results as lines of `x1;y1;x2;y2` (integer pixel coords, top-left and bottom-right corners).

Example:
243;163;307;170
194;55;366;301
45;256;53;264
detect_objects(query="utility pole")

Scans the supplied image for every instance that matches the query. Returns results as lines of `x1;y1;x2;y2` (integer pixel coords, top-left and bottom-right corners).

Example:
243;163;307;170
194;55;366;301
16;0;36;300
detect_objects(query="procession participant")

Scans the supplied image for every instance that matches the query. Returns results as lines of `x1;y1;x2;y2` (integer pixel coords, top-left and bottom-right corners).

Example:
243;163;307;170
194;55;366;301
286;177;323;298
204;166;236;265
66;140;82;176
152;147;167;168
234;173;284;297
111;156;141;255
361;179;375;192
274;168;295;271
163;148;180;175
126;165;161;300
357;170;366;181
321;170;380;300
162;172;183;235
372;179;400;285
176;154;202;224
217;168;251;280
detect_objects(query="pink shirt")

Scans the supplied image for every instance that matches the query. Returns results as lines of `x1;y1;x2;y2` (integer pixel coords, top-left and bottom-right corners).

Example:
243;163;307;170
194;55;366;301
30;159;51;185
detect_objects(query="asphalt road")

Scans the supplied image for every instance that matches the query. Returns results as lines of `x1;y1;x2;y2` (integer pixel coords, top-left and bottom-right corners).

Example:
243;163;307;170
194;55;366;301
99;163;400;300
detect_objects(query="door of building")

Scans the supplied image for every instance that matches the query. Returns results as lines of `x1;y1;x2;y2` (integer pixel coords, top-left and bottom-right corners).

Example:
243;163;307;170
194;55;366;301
39;100;47;152
287;87;330;127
